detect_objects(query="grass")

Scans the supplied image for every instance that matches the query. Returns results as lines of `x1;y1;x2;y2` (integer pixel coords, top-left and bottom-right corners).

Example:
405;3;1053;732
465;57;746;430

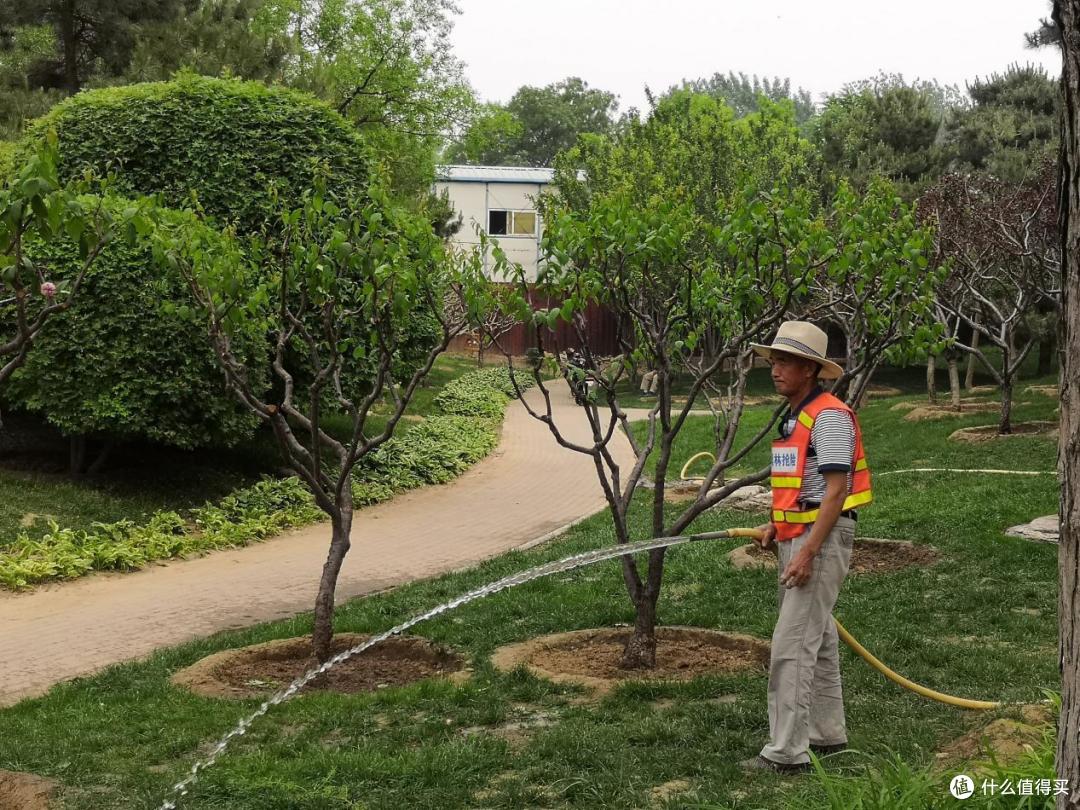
0;354;479;546
0;370;1061;809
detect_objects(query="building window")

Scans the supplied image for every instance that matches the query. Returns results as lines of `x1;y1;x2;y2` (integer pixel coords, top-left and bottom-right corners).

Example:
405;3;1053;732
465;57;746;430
511;211;536;235
488;209;536;236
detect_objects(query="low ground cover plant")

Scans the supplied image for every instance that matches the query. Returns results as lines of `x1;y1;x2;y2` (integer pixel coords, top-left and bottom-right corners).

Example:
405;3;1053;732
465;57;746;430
0;368;531;589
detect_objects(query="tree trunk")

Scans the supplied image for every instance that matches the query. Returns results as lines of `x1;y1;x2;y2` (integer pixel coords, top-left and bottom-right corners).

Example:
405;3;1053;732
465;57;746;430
926;355;937;404
846;370;862;408
965;329;980;390
69;434;86;476
999;378;1014;435
60;0;80;93
85;439;115;476
1055;3;1080;805
312;506;353;662
621;592;658;669
1040;335;1056;376
477;336;485;367
948;356;961;411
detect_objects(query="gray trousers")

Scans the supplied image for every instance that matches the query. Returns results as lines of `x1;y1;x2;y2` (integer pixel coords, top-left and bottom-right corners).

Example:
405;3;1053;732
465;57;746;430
760;516;856;764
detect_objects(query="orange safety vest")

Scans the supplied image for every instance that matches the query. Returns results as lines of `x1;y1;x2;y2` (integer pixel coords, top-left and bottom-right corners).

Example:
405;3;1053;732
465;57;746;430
771;390;872;541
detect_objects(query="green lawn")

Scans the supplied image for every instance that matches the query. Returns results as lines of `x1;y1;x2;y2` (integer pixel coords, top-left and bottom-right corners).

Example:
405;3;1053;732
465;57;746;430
0;378;1060;809
0;354;479;546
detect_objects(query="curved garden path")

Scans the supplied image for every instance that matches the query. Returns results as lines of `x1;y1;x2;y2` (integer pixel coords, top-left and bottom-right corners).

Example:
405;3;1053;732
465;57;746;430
0;383;639;707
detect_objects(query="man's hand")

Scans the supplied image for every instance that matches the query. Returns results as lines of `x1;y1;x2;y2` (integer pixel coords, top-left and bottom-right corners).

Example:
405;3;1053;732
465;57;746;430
781;547;815;588
753;523;776;551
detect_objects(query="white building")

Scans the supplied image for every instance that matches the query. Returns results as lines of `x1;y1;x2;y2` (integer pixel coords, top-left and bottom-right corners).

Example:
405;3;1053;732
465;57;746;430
434;165;552;282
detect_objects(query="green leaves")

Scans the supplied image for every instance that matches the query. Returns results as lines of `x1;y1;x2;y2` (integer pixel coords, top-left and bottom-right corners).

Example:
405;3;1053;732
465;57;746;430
17;76;371;237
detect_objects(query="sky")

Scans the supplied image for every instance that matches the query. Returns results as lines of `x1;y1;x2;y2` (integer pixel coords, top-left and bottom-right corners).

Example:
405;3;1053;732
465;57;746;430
450;0;1060;112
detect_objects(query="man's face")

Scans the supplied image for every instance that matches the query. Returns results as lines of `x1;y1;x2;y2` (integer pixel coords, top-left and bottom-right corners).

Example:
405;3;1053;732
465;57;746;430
769;351;817;396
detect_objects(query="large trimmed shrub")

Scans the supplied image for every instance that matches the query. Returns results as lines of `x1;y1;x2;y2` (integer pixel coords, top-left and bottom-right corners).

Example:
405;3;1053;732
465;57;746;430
7;76;442;451
19;74;370;234
7;199;267;449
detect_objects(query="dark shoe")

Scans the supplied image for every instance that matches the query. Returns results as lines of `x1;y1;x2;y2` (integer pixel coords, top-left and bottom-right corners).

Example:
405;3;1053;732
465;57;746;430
810;742;848;756
738;755;810;775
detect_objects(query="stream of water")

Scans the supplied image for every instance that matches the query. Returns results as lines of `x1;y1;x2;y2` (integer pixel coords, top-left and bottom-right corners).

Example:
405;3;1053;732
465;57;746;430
158;528;747;809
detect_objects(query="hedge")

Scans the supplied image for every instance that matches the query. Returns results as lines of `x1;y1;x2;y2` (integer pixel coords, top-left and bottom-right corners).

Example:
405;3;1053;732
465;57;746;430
18;74;370;235
7;200;267;449
0;367;533;589
434;366;534;418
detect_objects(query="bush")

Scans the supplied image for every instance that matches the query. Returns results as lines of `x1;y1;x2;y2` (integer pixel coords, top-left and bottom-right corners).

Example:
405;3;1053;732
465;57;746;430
355;415;500;498
19;74;370;235
11;75;441;436
434;366;534;418
7;200;268;449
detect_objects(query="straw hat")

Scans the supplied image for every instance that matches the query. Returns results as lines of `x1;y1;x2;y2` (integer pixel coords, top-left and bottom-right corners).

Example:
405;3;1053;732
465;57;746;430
749;321;844;380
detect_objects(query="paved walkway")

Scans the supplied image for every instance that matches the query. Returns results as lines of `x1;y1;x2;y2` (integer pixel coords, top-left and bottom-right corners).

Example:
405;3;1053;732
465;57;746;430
0;384;638;706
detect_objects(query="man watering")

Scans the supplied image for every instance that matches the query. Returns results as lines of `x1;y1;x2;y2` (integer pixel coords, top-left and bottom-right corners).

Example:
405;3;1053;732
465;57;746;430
740;321;873;774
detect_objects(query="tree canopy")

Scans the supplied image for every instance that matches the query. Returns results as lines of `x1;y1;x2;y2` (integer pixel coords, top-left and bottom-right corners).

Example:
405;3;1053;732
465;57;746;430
21;74;370;234
668;71;815;125
552;89;818;223
0;0;190;93
0;0;472;194
443;77;621;167
811;74;964;200
944;63;1058;182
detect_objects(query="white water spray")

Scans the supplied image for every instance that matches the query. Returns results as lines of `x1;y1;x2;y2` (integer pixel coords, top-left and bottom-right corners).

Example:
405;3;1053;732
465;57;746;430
158;528;750;809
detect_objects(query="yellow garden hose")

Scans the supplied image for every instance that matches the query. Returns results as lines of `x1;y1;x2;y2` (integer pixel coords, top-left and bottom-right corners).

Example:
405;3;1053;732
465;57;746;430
734;527;1003;711
680;451;717;481
832;617;1000;710
673;453;1039;709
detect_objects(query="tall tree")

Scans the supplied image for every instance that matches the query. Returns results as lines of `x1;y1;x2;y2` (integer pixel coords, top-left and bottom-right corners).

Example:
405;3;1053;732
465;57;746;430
671;70;815;125
1029;2;1061;48
0;25;62;139
1054;3;1080;807
0;0;190;93
441;103;523;165
946;63;1059;183
811;73;964;200
1;0;473;198
444;77;620;167
161;172;482;661
920;166;1059;434
122;0;295;83
210;0;474;196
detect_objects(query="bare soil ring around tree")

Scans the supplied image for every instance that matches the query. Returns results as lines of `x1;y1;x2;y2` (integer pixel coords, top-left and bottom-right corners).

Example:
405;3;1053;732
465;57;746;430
1025;385;1058;398
935;703;1053;770
728;538;940;574
948;421;1059;444
0;770;57;810
171;633;467;700
490;626;769;695
901;402;1005;422
863;385;904;399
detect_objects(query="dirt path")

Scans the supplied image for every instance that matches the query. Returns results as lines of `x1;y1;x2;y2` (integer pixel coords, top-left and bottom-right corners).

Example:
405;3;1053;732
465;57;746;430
0;384;638;707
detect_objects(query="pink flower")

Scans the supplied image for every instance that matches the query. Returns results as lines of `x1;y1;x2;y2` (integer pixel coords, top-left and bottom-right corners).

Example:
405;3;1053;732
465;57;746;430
40;282;57;298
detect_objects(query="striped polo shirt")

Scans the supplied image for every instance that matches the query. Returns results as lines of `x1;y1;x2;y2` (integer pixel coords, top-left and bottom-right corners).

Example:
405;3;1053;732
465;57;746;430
779;387;855;505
